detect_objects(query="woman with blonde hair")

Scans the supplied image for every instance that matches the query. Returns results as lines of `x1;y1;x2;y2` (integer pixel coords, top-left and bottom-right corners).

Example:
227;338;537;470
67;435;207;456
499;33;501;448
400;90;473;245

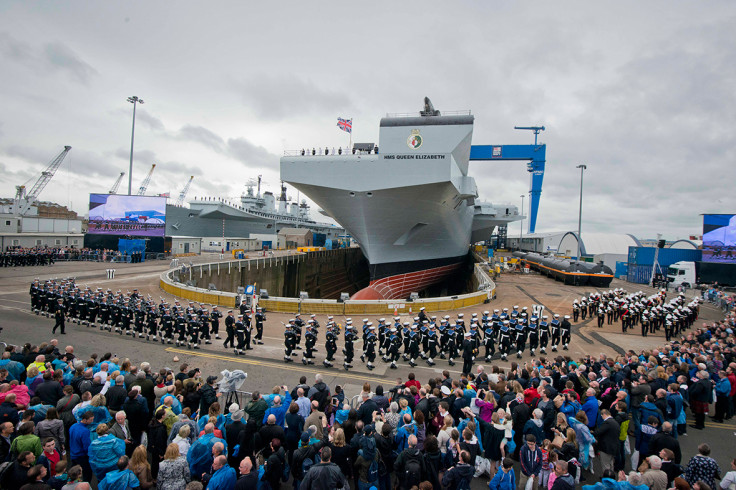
130;445;154;488
437;414;454;454
172;424;191;456
156;443;190;490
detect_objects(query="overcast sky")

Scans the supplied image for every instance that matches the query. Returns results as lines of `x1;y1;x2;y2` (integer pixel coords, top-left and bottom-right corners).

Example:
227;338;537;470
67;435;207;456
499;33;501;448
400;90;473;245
1;1;734;241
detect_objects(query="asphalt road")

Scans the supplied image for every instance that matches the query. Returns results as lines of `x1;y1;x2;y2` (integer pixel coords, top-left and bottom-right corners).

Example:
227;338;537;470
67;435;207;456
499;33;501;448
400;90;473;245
1;258;735;488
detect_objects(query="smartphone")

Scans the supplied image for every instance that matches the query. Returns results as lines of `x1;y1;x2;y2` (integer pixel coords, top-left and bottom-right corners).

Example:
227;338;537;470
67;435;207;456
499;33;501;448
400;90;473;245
332;398;339;407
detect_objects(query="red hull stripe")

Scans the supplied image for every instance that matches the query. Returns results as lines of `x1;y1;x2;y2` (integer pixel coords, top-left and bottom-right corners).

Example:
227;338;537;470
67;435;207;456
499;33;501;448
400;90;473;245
352;262;462;300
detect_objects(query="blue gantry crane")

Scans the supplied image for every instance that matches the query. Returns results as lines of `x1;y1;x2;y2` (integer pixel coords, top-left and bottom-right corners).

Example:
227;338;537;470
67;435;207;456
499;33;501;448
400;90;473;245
470;126;546;233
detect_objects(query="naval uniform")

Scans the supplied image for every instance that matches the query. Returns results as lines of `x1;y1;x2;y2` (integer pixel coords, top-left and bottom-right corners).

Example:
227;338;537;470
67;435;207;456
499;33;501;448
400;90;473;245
560;318;572;350
255;310;266;344
224;314;235;348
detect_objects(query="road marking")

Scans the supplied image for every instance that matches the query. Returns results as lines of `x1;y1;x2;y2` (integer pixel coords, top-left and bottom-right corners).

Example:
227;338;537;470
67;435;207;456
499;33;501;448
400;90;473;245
164;347;390;383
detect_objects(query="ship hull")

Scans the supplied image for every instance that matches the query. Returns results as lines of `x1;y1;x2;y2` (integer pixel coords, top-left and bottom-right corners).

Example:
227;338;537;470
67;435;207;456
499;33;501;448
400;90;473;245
352;255;465;300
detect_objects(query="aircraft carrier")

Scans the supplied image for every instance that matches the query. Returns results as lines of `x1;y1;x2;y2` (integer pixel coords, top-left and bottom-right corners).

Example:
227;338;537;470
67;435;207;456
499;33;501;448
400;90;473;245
280;98;522;300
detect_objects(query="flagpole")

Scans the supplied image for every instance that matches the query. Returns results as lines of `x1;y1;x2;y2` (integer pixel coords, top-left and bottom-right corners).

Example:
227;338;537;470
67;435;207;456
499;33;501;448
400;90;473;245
349;117;352;151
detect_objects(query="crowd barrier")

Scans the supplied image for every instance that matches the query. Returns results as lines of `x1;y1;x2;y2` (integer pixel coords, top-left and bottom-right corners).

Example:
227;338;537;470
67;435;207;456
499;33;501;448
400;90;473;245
160;258;496;312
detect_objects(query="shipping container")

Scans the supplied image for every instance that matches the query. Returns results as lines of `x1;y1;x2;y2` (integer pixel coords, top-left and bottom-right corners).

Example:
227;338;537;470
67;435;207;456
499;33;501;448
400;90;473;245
615;261;628;279
627;263;655;284
627;247;702;267
313;233;327;247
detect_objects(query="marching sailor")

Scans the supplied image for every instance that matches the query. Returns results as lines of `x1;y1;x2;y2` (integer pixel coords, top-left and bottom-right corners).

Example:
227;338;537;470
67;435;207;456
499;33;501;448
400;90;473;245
560;315;572;350
549;314;561;352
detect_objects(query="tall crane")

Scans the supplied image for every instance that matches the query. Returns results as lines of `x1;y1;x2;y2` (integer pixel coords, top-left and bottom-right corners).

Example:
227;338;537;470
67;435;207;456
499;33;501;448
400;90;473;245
136;164;156;195
175;176;194;206
14;146;72;216
109;172;125;194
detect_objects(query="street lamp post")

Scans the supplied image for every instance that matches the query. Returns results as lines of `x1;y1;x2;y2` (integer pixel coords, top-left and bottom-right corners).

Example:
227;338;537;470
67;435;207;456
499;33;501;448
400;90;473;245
520;194;525;251
127;96;145;195
576;164;587;265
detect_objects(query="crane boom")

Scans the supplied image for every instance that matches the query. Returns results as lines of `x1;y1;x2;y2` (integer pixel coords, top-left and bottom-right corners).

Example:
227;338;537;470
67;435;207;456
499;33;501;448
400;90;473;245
109;172;125;194
14;146;72;216
136;164;156;195
175;176;194;206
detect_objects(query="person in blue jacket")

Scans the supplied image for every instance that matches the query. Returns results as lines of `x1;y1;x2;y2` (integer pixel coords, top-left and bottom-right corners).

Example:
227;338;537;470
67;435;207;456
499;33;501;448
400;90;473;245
98;455;140;490
582;388;600;429
69;411;94;482
488;457;516;490
89;423;126;482
203;455;236;489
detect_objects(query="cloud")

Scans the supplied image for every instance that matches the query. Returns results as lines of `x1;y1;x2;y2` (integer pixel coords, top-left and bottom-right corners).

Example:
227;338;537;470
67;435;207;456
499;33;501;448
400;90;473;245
226;137;278;169
0;32;32;62
135;110;165;131
176;125;225;152
235;74;353;120
44;42;97;84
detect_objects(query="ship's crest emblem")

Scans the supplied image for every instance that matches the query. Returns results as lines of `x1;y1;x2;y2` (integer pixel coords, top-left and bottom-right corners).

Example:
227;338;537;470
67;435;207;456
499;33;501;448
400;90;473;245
407;130;423;149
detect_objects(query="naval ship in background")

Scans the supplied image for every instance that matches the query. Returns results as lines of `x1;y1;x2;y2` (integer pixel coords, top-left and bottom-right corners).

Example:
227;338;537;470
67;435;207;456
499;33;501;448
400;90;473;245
281;98;522;300
165;177;344;242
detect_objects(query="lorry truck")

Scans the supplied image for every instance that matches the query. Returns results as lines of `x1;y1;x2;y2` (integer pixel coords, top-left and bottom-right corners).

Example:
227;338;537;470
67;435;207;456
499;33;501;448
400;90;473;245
667;261;736;288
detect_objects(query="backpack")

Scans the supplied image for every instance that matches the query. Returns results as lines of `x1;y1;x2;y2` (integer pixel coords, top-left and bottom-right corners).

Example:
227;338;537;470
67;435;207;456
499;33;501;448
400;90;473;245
280;453;290;482
0;461;13;487
403;452;423;488
300;453;319;480
367;457;379;483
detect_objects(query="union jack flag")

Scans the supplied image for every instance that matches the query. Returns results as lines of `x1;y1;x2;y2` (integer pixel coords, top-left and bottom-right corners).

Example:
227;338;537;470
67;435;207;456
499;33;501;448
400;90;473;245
337;117;352;133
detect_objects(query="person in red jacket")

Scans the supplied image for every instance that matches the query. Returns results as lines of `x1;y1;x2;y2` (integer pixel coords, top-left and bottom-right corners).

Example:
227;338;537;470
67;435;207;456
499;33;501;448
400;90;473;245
727;364;736;420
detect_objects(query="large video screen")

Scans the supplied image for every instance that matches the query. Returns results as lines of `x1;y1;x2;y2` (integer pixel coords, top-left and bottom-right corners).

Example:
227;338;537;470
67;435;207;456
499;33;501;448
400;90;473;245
88;194;166;237
703;214;736;263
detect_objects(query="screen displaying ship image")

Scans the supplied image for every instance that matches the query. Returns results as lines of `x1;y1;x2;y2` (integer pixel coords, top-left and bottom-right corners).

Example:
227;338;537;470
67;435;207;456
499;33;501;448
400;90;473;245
88;194;166;237
702;214;736;263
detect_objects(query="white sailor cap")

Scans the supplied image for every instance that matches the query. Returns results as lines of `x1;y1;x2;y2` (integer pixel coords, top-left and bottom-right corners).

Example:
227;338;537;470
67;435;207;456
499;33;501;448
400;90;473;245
379;318;385;322
471;313;478;317
458;313;464;318
422;320;428;324
403;321;410;326
420;307;425;310
414;317;420;321
522;307;528;311
464;332;472;337
394;316;401;320
311;314;316;318
444;315;451;319
307;320;314;324
564;315;570;319
494;309;499;313
369;326;375;330
503;320;510;324
362;318;369;323
346;325;353;329
390;327;397;332
554;314;560;318
574;299;579;303
411;325;418;329
367;322;373;326
431;316;436;320
328;316;334;319
503;308;508;312
513;305;519;309
346;317;352;322
542;315;548;319
295;313;301;317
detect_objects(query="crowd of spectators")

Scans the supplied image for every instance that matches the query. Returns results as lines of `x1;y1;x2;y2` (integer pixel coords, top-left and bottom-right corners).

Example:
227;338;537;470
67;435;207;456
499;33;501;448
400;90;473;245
0;304;735;489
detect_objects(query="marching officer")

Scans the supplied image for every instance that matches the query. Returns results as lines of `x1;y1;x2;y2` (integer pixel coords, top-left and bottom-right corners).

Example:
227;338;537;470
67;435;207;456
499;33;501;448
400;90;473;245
482;320;495;362
528;316;539;357
52;298;66;334
324;324;337;368
364;326;377;370
550;314;561;352
461;332;475;375
283;323;296;362
387;327;401;369
343;325;356;371
254;307;266;345
224;311;235;349
560;315;572;350
303;324;317;365
210;306;222;340
234;315;247;355
539;315;550;354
